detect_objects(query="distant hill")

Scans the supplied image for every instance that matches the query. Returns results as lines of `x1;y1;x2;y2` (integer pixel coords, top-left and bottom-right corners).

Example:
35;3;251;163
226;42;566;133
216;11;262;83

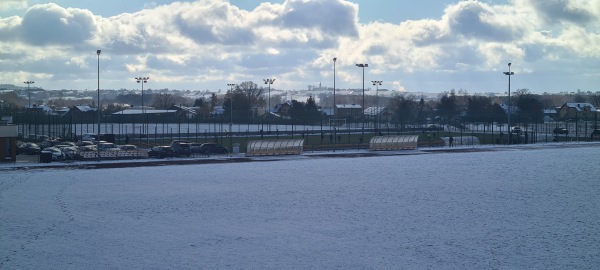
0;84;43;91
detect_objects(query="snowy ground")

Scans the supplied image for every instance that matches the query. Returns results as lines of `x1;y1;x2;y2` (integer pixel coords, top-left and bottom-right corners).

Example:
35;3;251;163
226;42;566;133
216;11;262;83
1;144;599;269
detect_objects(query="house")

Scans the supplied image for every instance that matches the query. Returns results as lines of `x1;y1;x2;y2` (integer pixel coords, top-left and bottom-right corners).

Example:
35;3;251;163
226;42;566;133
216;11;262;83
336;104;362;120
364;107;392;123
559;103;597;120
543;108;560;123
112;108;178;122
273;101;293;118
169;105;197;119
66;105;98;123
0;121;18;162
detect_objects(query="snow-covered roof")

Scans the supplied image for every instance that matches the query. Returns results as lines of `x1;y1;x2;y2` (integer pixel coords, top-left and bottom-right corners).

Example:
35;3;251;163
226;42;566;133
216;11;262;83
113;109;177;115
364;107;386;116
75;105;95;112
563;103;597;112
336;104;362;109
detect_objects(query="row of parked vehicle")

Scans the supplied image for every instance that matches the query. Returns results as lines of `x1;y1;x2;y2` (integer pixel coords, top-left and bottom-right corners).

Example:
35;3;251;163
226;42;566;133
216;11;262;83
17;140;139;161
18;139;228;161
148;141;228;158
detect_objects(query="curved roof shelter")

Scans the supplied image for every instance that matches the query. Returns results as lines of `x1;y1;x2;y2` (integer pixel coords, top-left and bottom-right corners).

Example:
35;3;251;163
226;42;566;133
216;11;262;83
369;135;419;151
246;139;304;156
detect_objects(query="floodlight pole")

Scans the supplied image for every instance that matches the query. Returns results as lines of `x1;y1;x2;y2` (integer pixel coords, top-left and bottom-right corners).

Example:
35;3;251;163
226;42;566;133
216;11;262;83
333;57;337;152
263;78;275;132
356;63;368;139
372;80;382;133
227;83;236;154
136;77;149;145
503;63;514;145
96;50;101;162
23;81;34;136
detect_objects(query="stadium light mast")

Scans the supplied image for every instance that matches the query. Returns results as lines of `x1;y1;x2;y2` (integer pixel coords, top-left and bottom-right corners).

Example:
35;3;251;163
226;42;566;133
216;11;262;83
503;63;514;144
135;76;149;145
263;78;275;132
372;80;382;133
96;49;101;161
356;63;368;139
227;83;236;154
23;81;34;136
333;57;337;152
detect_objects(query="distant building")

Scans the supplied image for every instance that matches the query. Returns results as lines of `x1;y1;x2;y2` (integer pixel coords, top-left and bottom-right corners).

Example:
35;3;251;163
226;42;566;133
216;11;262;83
559;103;597;120
0;122;18;162
336;104;362;120
169;105;197;119
273;101;293;118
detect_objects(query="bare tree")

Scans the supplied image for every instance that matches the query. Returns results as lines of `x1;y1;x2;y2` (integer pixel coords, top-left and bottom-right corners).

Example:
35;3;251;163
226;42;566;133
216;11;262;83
152;93;175;109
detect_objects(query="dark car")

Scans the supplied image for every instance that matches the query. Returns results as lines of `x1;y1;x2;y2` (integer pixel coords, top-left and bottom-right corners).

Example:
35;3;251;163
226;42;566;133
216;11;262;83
148;146;176;158
591;130;600;140
170;140;192;156
553;127;569;135
197;143;228;155
18;142;41;155
510;126;522;134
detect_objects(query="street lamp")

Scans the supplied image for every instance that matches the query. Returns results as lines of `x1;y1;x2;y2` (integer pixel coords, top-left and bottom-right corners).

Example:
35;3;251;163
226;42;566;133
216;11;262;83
356;63;368;138
227;83;236;154
333;57;337;152
503;63;514;144
372;80;382;133
23;81;34;137
135;76;149;145
263;78;275;132
96;49;101;161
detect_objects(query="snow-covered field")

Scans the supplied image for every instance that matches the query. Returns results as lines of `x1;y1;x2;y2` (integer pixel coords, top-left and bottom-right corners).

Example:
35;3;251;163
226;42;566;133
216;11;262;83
1;145;599;269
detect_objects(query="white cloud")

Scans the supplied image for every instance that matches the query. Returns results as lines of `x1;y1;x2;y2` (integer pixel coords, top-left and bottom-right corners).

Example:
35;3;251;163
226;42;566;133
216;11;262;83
0;0;27;10
0;0;598;92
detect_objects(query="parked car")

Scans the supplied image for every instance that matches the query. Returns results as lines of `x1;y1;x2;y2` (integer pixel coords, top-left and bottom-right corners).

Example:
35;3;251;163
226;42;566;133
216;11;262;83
170;140;192;156
98;142;120;151
190;143;201;153
148;146;176;158
82;133;98;142
41;147;65;161
591;129;600;140
553;127;569;135
59;146;80;159
76;140;95;147
119;144;138;151
197;143;228;155
79;145;97;152
18;142;41;155
510;126;522;134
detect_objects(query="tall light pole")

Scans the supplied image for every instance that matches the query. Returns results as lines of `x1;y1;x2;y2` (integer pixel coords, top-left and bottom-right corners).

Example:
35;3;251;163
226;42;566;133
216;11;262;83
372;80;382;133
263;78;275;132
96;49;101;161
227;83;236;154
23;81;34;136
135;77;149;145
333;57;337;152
23;81;35;109
503;63;514;144
356;63;368;139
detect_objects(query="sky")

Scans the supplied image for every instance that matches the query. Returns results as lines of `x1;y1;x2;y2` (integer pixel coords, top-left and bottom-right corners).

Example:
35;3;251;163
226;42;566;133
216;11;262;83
0;0;599;94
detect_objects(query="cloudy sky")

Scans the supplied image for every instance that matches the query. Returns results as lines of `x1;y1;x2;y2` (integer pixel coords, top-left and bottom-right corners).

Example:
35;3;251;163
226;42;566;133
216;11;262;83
0;0;599;94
